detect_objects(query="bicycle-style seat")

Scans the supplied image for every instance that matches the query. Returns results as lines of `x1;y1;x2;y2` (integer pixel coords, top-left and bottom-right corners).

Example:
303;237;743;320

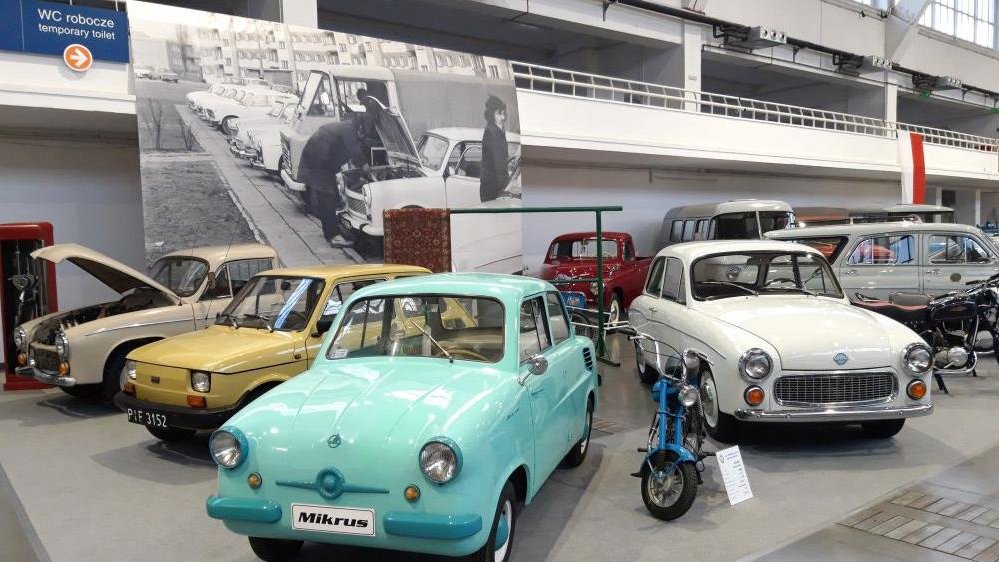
889;292;933;307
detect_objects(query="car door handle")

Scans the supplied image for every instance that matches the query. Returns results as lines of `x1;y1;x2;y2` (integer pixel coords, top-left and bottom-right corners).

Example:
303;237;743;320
649;306;657;312
530;386;546;395
927;269;942;276
844;269;858;276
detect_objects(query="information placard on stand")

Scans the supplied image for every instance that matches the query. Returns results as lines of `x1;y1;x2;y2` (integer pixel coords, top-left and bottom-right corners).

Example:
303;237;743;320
716;445;754;506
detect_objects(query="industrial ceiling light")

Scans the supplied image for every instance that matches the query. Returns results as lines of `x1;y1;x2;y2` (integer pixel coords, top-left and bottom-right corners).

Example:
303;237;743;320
911;73;963;92
717;24;787;50
833;54;892;73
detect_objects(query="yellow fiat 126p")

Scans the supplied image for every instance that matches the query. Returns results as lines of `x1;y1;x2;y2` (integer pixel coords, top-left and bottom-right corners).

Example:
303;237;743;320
114;263;430;441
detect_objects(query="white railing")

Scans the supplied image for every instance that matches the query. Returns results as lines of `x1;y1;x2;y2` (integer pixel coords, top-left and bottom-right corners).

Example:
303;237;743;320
513;62;999;153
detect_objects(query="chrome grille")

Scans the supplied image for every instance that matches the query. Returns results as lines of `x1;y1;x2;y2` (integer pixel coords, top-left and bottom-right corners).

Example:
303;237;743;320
346;195;367;216
280;137;291;174
773;373;896;406
32;347;60;372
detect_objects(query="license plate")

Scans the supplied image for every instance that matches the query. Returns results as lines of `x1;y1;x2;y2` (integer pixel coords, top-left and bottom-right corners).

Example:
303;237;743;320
126;408;168;429
561;291;587;309
291;504;375;536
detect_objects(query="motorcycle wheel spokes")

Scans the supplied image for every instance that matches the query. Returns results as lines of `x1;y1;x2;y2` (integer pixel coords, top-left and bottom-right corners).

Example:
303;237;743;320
646;463;683;509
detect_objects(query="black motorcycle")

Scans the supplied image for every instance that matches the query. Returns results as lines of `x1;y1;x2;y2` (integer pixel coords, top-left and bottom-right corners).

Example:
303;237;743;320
853;273;999;394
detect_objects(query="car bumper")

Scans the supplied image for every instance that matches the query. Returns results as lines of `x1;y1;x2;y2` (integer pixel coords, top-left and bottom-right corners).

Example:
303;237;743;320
207;495;481;540
32;367;76;387
280;169;306;192
114;392;239;430
340;212;383;237
229;144;257;160
733;403;933;422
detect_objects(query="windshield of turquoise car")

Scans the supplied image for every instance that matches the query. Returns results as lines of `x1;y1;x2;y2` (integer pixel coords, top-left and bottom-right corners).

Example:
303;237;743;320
417;134;450;170
547;238;619;261
149;257;209;298
327;295;505;363
217;276;326;331
691;252;843;300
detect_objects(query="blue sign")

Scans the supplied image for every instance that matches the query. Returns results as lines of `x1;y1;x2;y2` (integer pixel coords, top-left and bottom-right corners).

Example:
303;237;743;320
1;0;129;64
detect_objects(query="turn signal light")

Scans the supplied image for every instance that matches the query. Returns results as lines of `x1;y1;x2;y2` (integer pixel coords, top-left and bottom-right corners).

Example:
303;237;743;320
58;362;70;376
247;473;262;489
404;485;421;503
123;382;135;395
744;386;765;407
187;395;207;408
907;380;927;400
16;352;26;366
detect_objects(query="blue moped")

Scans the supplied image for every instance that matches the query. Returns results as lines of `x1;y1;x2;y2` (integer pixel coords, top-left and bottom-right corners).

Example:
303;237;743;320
622;328;709;521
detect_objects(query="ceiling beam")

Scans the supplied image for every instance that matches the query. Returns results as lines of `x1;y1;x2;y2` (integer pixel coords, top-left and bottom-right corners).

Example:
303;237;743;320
885;0;931;62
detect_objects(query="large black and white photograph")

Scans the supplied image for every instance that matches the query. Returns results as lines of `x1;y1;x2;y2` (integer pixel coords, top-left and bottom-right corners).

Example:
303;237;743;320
129;1;522;272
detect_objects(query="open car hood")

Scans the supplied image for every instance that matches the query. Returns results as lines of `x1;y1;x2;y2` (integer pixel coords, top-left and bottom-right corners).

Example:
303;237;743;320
31;244;181;304
367;98;420;167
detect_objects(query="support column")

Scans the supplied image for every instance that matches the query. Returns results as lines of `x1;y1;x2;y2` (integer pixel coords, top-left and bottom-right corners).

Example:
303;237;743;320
935;187;943;206
282;0;318;28
976;189;982;226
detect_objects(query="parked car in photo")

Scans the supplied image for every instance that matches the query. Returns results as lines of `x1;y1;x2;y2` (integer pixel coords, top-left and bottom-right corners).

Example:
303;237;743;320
339;125;521;243
628;240;933;442
186;83;227;114
114;264;429;441
229;100;296;161
242;103;299;175
217;92;299;136
659;200;795;248
133;65;154;80
206;274;598;562
450;177;524;275
539;231;652;324
154;68;180;83
13;244;277;402
767;221;999;299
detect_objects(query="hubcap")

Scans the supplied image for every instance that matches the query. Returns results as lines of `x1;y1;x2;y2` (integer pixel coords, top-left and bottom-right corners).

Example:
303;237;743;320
608;299;621;324
118;367;129;391
700;375;719;429
494;499;512;559
635;341;646;372
580;409;592;455
647;462;684;508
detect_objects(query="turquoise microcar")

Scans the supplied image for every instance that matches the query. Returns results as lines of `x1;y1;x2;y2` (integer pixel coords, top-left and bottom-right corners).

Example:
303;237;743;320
206;273;599;561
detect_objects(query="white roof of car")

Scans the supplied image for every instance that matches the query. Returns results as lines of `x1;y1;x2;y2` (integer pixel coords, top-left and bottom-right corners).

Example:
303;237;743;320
658;239;821;261
424;127;522;143
664;199;792;219
767;221;982;239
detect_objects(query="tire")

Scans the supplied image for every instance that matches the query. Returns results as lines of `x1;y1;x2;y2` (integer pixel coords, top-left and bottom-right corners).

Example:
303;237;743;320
562;397;594;468
248;537;303;562
464;481;517;562
102;347;131;404
698;370;739;443
221;116;237;135
640;450;698;521
146;426;196;442
635;340;658;385
59;384;101;399
861;419;905;439
607;293;623;326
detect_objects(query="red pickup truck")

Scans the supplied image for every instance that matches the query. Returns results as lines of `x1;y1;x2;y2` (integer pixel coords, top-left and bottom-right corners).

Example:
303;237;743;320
539;231;653;324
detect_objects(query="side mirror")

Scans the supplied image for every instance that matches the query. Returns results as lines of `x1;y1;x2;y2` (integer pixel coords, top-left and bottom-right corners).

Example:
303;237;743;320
312;317;333;337
528;354;548;376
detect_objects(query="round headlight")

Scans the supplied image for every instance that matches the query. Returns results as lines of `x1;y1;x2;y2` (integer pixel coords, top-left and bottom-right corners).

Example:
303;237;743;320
55;332;69;359
679;384;699;407
191;371;211;393
904;343;932;374
125;360;138;381
589;282;599;296
739;349;772;380
210;429;245;469
419;439;461;484
13;327;26;350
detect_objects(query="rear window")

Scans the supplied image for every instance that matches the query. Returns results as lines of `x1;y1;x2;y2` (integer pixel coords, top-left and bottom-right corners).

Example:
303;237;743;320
785;237;848;261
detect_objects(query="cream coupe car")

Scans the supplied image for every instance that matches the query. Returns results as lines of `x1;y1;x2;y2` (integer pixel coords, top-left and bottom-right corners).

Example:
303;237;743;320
627;240;934;442
13;243;277;402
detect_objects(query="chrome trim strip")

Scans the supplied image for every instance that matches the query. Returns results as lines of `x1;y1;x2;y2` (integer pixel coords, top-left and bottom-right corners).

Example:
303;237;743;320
84;318;192;336
734;403;932;422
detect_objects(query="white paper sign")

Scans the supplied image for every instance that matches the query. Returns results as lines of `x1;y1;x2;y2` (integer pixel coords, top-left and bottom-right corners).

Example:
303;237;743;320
716;445;753;506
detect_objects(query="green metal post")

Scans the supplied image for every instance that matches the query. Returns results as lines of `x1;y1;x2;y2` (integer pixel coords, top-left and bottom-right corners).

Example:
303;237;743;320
595;210;605;357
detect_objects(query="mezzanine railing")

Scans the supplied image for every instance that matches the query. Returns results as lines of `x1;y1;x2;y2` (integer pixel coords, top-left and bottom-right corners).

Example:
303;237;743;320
512;62;999;153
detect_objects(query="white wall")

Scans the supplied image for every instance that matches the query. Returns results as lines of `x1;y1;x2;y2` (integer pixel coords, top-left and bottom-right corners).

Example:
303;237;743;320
521;163;899;273
0;137;145;312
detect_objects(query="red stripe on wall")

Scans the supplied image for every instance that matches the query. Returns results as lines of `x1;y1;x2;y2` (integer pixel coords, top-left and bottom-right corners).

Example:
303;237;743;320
910;133;926;204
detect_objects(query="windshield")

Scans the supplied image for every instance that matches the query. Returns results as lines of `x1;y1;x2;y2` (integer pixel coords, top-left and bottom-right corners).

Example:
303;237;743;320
328;295;505;363
417;134;450;170
266;101;284;117
217;276;326;332
691;252;843;300
149;257;208;297
547;238;619;261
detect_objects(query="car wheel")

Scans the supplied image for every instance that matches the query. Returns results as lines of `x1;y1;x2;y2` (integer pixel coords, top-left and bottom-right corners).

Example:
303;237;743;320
465;481;517;562
146;426;196;442
635;340;658;385
861;419;905;439
102;348;132;404
699;370;738;443
562;397;594;468
248;537;303;562
221;116;237;135
607;293;623;325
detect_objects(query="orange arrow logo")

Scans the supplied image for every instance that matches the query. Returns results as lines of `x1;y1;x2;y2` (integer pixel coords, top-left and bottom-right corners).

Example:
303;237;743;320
63;44;93;72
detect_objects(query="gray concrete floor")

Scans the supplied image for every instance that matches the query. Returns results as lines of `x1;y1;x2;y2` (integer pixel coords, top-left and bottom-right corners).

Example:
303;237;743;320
3;335;999;561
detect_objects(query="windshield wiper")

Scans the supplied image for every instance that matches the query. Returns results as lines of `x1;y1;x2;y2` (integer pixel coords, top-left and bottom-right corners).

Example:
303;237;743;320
241;313;274;332
406;317;452;364
217;311;239;329
763;286;818;297
698;281;758;296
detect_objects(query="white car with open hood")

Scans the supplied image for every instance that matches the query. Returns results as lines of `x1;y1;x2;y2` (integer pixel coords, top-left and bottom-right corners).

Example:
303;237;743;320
627;240;934;442
12;244;277;401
